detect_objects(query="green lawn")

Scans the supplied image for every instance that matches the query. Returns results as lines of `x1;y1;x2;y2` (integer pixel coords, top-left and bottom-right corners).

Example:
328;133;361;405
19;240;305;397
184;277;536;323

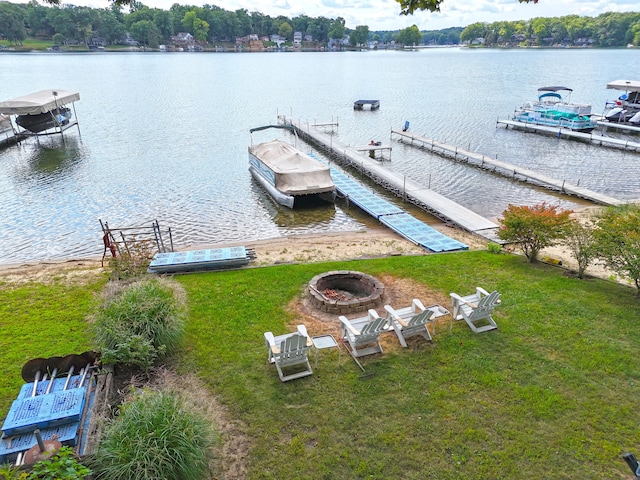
1;251;639;478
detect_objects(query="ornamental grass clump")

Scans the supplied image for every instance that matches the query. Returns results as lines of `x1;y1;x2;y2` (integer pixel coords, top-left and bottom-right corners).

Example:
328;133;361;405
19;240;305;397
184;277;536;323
91;390;214;480
91;278;186;372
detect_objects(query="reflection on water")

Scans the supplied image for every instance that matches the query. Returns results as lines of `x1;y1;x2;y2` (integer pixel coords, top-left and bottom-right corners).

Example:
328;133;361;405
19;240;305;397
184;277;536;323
251;180;365;233
6;136;86;189
24;137;85;178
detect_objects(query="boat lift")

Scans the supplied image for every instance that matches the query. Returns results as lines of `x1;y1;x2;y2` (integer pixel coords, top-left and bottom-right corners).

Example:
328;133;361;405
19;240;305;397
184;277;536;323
0;89;81;145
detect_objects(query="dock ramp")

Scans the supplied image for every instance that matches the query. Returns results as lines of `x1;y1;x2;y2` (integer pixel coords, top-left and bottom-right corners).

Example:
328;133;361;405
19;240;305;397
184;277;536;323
330;168;467;252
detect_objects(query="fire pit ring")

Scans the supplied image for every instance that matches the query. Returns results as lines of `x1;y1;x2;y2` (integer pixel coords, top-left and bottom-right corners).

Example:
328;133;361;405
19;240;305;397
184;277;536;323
308;270;384;314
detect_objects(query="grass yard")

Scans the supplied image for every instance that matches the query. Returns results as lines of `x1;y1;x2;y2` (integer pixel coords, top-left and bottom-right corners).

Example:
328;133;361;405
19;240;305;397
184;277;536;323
1;251;639;479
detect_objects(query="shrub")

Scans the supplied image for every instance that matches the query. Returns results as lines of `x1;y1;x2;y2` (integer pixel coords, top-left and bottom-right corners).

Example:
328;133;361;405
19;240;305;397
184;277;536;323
565;218;597;279
91;278;185;372
486;242;502;254
497;202;572;262
91;390;214;480
107;240;155;281
27;446;92;479
594;203;640;294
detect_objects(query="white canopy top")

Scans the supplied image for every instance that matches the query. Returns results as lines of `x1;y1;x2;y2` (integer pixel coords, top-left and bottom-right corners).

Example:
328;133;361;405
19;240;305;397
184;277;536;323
606;80;640;92
0;89;80;115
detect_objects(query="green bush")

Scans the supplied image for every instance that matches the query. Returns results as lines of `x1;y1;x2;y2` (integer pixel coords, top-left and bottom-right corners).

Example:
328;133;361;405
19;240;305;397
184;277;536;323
486;242;502;254
91;279;185;372
27;446;92;479
91;390;214;480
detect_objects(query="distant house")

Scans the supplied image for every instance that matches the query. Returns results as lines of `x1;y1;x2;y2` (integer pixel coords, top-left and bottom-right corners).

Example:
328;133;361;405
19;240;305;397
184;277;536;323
123;33;139;46
235;34;258;45
89;36;106;47
270;34;286;48
172;32;194;46
293;31;302;45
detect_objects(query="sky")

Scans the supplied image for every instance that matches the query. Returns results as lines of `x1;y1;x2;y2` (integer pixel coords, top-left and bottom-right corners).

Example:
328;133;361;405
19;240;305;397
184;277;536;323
31;0;640;31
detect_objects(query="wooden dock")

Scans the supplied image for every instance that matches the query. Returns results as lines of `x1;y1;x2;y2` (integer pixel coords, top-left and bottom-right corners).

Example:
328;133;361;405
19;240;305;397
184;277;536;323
497;119;640;152
280;116;501;241
391;129;622;207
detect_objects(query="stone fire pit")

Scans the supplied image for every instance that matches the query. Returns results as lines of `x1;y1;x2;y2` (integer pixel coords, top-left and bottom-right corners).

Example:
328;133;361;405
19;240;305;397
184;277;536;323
308;270;384;314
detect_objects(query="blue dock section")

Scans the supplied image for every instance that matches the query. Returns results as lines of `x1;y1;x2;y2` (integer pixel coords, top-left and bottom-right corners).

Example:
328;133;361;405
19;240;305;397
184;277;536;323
148;246;255;274
330;168;467;252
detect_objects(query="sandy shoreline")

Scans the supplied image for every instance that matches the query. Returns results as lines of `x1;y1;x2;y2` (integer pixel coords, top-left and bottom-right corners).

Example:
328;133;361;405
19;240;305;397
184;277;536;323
0;224;487;280
0;217;620;285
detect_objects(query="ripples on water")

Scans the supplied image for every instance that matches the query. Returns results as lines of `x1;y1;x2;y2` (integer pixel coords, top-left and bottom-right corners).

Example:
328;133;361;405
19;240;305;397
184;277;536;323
1;49;639;264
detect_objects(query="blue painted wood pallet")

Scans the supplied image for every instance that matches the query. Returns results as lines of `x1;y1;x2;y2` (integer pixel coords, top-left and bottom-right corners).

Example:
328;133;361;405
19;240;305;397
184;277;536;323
148;246;254;274
0;422;80;463
2;388;86;436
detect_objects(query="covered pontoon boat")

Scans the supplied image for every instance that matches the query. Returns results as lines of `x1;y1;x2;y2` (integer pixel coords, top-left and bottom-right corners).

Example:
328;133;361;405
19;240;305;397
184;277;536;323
248;136;336;209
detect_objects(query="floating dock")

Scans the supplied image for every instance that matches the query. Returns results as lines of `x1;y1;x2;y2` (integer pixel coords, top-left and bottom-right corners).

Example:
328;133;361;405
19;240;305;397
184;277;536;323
280;116;500;244
497;118;640;152
595;119;640;134
391;130;622;207
148;246;255;274
328;168;467;252
353;100;380;110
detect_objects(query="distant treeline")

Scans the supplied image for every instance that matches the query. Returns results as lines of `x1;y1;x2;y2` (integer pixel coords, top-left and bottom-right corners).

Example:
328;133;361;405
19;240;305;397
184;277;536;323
0;1;637;49
461;12;640;47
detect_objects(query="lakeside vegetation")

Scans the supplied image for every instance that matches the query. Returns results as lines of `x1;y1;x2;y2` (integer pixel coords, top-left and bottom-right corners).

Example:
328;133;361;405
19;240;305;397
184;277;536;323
0;1;638;51
1;251;639;478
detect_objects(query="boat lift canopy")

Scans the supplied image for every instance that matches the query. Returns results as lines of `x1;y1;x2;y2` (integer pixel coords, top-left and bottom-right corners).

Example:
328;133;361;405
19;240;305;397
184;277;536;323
0;89;80;115
606;80;640;92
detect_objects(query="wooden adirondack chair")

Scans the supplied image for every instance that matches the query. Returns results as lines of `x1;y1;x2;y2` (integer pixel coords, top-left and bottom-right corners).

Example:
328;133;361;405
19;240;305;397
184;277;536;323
450;287;501;333
339;309;389;358
384;299;441;347
264;325;313;382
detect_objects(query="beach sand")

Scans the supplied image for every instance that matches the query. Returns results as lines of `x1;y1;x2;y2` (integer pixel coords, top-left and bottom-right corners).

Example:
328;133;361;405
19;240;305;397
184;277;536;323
0;215;619;286
0;224;484;281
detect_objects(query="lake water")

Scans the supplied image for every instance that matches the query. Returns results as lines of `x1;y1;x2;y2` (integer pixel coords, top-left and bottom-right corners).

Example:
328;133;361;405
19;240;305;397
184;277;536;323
1;48;639;265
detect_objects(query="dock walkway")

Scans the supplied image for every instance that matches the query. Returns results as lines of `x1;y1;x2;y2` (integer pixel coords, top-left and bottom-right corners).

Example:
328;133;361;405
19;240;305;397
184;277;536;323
280;116;501;243
391;129;622;207
497;119;640;152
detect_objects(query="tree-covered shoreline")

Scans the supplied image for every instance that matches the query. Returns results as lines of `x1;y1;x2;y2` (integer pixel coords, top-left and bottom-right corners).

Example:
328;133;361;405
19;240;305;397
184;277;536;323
0;2;638;51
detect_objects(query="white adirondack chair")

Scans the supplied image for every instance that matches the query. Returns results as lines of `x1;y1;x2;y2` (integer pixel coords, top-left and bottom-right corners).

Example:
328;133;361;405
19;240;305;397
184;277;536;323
450;287;501;333
339;309;389;358
264;325;313;382
384;299;449;347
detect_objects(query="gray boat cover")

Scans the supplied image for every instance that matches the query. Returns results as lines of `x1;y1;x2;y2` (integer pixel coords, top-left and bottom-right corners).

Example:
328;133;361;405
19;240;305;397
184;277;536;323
0;89;80;115
607;80;640;92
250;140;335;195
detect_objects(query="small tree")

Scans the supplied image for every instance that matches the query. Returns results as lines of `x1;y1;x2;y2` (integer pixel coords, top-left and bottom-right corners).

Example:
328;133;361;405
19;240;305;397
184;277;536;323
498;202;572;263
594;203;640;294
565;218;597;279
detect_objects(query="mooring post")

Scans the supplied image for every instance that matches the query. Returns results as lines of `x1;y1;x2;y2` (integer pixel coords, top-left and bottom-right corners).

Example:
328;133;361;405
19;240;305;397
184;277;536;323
403;176;407;201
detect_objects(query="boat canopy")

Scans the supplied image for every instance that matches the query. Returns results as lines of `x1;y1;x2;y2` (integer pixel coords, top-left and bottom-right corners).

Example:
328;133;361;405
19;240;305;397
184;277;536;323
606;80;640;92
250;140;334;195
0;89;80;115
538;92;563;101
538;86;573;92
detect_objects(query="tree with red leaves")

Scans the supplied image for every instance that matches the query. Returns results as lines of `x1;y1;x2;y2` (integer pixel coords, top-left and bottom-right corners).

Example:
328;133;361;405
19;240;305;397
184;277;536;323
498;202;572;263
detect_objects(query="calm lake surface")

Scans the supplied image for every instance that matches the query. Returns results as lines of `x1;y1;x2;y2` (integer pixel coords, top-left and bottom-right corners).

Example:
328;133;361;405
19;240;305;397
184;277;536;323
1;48;639;265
